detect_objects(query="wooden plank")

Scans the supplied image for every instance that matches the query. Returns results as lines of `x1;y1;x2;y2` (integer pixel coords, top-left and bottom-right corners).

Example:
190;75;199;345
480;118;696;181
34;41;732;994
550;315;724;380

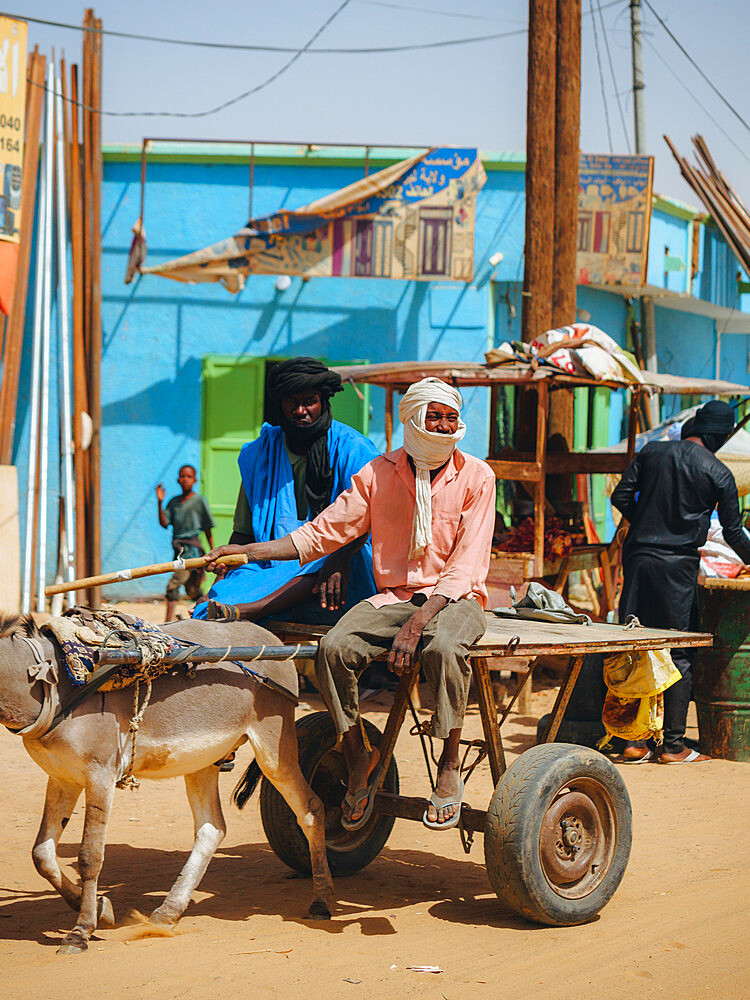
475;613;712;655
0;466;20;611
485;458;541;482
385;385;393;452
545;452;630;474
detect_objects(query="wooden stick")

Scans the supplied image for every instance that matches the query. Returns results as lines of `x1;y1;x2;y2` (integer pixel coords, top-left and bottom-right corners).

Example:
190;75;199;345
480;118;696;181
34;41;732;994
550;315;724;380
44;553;248;596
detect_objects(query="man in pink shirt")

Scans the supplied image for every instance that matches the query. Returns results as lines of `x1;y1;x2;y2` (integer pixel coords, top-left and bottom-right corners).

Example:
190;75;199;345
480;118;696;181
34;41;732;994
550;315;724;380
206;378;495;832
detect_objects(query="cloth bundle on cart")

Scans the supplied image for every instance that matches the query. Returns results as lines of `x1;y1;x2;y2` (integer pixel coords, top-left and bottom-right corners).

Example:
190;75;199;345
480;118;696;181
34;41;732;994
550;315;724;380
42;608;180;690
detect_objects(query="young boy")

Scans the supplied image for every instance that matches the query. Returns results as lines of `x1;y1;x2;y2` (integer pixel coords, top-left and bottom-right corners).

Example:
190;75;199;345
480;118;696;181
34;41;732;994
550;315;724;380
156;465;215;621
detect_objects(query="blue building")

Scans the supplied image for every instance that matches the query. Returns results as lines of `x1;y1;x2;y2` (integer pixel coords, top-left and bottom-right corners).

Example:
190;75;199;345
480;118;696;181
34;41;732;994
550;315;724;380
13;142;750;596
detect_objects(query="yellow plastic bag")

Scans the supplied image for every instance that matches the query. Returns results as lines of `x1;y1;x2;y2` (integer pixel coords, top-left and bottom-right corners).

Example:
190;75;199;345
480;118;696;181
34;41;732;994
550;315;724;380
598;648;681;749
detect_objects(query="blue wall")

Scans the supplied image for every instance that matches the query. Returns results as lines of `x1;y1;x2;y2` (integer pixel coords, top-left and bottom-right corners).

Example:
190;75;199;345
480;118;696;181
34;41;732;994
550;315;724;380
11;151;749;596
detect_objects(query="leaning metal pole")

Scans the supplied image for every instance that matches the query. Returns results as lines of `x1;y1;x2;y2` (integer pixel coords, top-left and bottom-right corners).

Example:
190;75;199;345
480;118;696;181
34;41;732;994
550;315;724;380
36;61;56;613
21;90;49;613
54;66;77;607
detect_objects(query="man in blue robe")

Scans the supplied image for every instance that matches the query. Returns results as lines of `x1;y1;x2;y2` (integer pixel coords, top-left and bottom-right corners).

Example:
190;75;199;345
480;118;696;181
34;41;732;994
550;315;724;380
193;358;378;623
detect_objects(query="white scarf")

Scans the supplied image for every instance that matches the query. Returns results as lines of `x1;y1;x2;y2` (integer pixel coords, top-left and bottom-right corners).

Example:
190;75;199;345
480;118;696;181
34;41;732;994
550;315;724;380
398;377;466;559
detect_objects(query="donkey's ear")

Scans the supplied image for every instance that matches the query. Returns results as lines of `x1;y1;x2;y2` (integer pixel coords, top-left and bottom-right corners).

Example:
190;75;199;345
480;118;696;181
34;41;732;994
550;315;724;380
21;614;42;639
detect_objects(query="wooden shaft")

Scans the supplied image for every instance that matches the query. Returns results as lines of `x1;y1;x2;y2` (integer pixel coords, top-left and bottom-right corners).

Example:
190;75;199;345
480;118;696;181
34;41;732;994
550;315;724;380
521;0;556;344
69;63;88;578
534;380;548;574
44;552;248;596
471;656;506;783
373;791;487;834
544;654;585;742
385;385;394;452
88;16;103;606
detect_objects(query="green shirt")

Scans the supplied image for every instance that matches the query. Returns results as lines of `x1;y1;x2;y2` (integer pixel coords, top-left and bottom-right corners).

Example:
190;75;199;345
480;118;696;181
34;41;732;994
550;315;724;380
165;492;214;557
233;439;308;536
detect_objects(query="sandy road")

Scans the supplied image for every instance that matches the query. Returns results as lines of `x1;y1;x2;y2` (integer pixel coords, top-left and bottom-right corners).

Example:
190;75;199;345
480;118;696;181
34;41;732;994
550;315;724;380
1;605;748;999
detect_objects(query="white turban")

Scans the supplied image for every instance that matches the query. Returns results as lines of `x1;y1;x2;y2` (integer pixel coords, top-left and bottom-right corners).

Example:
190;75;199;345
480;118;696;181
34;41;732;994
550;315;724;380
398;377;466;559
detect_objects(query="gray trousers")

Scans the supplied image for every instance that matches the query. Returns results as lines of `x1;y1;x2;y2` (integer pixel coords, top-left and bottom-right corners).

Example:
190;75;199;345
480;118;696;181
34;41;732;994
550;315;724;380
316;597;486;740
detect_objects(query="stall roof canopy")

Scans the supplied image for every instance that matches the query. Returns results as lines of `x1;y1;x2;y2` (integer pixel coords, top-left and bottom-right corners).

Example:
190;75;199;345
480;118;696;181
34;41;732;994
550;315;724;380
331;360;750;396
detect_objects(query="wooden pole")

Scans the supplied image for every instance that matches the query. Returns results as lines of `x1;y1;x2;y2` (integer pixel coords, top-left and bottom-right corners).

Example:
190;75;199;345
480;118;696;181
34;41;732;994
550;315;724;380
86;12;104;607
522;0;556;346
0;51;46;463
69;63;88;577
533;380;549;574
385;385;394;452
45;552;249;597
549;0;581;451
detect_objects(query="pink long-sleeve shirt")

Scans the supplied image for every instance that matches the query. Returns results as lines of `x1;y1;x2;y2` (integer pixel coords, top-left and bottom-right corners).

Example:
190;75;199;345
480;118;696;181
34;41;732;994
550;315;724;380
290;447;496;608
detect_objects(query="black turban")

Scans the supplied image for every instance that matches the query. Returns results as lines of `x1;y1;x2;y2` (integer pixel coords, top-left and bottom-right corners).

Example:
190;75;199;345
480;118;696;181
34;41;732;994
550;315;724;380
689;400;735;453
266;358;343;518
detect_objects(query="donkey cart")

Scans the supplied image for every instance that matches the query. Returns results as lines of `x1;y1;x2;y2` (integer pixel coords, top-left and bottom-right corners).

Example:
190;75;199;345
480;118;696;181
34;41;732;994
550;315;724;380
257;615;711;927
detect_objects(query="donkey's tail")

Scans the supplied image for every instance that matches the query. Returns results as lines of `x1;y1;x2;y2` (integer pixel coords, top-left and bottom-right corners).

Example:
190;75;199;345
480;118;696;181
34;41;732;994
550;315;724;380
232;759;262;810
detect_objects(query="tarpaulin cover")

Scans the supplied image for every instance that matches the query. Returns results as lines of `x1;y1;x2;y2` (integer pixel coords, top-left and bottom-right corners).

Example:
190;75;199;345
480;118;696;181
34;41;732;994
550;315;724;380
138;147;486;290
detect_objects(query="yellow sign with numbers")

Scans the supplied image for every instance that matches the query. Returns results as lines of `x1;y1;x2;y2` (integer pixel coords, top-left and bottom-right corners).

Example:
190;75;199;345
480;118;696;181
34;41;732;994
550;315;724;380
0;16;27;245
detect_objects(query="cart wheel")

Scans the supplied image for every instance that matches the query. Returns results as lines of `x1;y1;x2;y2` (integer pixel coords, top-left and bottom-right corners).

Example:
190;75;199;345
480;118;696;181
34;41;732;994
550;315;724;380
259;712;399;877
484;743;631;926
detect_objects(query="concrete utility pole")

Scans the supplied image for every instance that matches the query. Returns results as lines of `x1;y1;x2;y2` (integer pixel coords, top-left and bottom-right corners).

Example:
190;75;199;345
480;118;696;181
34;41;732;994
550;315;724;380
630;0;659;424
550;0;582;446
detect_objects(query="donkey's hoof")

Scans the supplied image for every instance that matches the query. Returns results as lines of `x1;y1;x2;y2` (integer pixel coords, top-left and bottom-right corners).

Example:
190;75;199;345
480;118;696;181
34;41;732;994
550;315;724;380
97;896;115;928
306;898;332;920
57;932;88;955
149;906;177;929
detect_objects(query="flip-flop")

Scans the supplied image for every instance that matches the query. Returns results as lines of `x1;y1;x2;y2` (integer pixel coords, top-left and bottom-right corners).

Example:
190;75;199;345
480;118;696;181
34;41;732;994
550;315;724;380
340;777;379;832
620;748;656;764
658;748;711;764
422;777;465;831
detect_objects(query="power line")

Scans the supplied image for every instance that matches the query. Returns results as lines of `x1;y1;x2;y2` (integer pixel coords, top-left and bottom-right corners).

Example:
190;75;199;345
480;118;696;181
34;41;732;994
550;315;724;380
642;0;750;134
589;0;614;151
4;1;626;57
596;0;631;151
645;38;750;168
3;8;526;54
355;0;516;21
27;0;356;119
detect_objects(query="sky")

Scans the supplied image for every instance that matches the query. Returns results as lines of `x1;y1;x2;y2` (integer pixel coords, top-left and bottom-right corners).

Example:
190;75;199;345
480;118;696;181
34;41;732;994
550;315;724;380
7;0;750;208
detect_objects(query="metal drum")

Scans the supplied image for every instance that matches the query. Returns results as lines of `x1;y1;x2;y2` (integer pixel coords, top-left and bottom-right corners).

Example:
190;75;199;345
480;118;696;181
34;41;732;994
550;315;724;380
695;580;750;762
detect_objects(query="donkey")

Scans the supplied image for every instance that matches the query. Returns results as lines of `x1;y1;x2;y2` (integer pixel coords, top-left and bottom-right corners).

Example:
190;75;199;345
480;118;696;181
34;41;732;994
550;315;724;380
0;613;334;954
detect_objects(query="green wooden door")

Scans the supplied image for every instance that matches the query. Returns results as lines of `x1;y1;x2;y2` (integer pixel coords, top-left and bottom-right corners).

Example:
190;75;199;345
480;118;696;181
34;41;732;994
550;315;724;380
201;356;370;546
201;356;265;546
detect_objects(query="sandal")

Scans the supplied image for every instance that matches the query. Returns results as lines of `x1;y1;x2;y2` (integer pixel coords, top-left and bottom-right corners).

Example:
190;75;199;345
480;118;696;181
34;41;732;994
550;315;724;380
422;777;465;831
620;748;656;764
206;599;240;622
659;748;711;764
340;778;379;832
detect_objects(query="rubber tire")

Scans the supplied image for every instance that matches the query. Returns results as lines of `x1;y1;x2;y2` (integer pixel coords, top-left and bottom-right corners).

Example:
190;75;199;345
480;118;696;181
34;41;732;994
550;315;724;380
259;712;399;877
484;743;632;926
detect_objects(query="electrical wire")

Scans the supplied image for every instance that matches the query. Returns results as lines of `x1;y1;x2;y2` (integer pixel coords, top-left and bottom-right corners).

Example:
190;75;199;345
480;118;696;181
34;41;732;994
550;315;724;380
642;0;750;134
589;0;614;151
4;0;626;56
356;0;515;21
3;8;526;54
645;38;750;168
596;0;631;152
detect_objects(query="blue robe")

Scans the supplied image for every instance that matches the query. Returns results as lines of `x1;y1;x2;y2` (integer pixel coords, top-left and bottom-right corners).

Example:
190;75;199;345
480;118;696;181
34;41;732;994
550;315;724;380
193;421;378;619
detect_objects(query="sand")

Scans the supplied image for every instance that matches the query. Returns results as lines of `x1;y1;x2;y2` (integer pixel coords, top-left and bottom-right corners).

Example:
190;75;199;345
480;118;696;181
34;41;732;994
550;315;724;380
1;600;748;999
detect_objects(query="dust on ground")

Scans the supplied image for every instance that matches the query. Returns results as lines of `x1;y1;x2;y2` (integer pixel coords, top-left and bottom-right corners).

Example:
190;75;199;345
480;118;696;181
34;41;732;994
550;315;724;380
1;598;748;999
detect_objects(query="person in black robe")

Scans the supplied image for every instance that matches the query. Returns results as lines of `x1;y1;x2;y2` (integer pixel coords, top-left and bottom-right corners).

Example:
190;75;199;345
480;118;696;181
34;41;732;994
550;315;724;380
611;399;750;763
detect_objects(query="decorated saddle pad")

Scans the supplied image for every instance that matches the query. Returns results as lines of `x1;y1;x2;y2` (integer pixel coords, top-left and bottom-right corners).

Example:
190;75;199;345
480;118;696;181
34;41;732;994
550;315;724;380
43;608;181;691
